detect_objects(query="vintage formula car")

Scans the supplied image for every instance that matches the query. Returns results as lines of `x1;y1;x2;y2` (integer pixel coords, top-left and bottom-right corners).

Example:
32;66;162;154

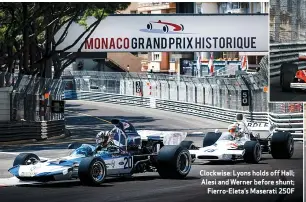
8;119;192;186
280;52;306;91
183;114;294;164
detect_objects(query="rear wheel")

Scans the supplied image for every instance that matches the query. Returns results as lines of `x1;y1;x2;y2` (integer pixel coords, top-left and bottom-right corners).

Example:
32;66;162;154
157;145;191;179
180;141;196;162
280;63;297;92
270;132;294;159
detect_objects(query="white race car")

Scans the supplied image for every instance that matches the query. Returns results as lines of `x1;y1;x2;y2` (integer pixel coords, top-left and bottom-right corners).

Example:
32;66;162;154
182;114;294;164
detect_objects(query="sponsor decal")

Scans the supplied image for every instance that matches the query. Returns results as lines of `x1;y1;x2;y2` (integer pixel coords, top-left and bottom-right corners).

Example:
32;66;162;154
85;20;256;51
139;20;188;34
204;149;215;152
119;161;124;165
247;122;269;127
84;37;256;51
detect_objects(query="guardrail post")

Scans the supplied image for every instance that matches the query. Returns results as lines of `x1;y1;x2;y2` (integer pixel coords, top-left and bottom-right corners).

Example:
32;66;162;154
177;85;179;101
160;83;162;99
186;84;188;102
168;83;170;100
203;87;205;105
195;86;197;103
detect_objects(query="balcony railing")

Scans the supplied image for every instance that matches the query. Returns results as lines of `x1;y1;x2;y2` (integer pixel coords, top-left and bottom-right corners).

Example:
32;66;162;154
138;2;176;11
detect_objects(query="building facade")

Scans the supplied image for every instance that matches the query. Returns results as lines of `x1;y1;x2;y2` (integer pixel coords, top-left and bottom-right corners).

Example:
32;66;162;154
135;2;269;74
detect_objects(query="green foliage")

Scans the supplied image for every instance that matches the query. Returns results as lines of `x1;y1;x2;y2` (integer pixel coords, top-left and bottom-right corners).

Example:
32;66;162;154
0;2;131;75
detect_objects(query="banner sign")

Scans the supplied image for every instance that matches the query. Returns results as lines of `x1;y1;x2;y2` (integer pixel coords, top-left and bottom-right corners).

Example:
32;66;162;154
55;14;268;52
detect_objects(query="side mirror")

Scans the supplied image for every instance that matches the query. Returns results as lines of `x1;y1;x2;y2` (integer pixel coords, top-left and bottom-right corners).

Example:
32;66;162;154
236;113;243;121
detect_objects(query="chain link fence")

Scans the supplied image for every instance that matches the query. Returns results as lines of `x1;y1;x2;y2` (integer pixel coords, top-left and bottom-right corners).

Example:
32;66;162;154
270;0;306;43
0;72;65;122
63;56;268;112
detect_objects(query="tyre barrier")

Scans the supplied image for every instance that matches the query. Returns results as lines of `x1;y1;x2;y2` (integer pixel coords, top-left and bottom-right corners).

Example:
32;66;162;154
0;120;66;143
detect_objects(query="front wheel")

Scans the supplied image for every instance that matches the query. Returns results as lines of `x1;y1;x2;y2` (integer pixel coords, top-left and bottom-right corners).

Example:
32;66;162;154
157;145;191;179
243;141;261;164
78;157;107;186
13;153;40;166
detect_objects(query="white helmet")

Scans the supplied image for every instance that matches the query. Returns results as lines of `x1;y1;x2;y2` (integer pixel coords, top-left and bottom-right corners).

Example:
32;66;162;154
95;131;109;144
228;123;238;133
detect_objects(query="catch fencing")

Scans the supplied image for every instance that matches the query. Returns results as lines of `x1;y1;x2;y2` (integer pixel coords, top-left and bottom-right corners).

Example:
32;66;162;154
7;73;66;122
0;72;66;142
270;0;306;76
62;70;268;113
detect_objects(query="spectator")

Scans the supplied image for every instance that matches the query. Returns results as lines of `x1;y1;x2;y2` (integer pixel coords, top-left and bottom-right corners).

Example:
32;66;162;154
127;65;130;72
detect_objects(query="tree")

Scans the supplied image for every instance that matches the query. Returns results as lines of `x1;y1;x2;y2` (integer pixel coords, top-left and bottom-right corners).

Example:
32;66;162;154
0;2;130;80
0;2;130;121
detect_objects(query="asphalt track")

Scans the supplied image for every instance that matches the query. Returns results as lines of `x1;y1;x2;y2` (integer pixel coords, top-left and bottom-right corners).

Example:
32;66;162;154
270;76;306;102
0;100;303;202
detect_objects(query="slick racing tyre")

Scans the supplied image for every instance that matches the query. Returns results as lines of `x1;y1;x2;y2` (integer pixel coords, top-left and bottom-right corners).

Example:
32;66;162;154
157;145;191;179
13;153;40;166
78;157;107;186
180;141;196;149
203;132;222;147
243;141;261;164
270;132;294;159
280;63;297;92
180;141;196;163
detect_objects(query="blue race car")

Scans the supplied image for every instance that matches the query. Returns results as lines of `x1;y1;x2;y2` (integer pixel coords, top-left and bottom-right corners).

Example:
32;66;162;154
8;119;192;186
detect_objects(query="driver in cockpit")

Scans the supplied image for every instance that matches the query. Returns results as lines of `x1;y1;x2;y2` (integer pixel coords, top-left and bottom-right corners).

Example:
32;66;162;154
228;123;243;140
95;127;127;151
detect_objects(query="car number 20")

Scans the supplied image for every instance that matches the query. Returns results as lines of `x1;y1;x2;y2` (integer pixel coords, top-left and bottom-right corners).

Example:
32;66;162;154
124;156;133;169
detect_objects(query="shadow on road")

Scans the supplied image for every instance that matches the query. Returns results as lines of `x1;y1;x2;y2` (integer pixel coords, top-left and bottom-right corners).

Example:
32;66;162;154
15;175;200;189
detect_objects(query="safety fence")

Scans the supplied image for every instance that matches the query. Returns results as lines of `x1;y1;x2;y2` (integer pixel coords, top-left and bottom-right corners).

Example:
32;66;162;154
0;72;67;143
0;72;66;122
270;42;306;77
63;91;303;141
62;69;268;113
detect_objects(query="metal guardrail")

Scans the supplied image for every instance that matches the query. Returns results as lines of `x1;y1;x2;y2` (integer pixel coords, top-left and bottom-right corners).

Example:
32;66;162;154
0;120;66;143
64;91;303;141
270;42;306;77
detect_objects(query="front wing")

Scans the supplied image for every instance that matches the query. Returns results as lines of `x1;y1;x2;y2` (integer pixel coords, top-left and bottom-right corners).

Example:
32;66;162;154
290;83;306;89
189;148;245;161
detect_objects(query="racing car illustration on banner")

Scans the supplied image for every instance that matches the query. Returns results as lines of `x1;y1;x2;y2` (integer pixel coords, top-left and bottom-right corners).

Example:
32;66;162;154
146;20;184;33
183;114;294;163
8;119;191;186
280;52;306;91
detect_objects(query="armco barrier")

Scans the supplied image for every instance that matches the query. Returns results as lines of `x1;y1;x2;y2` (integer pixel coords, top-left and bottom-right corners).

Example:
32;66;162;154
270;42;306;77
64;90;303;141
0;120;66;142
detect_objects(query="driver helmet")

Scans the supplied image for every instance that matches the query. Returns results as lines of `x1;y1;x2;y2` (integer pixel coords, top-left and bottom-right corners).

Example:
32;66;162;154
228;124;239;137
96;131;110;146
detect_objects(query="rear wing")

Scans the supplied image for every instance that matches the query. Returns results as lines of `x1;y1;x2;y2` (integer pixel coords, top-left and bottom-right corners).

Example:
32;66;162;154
137;130;187;145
